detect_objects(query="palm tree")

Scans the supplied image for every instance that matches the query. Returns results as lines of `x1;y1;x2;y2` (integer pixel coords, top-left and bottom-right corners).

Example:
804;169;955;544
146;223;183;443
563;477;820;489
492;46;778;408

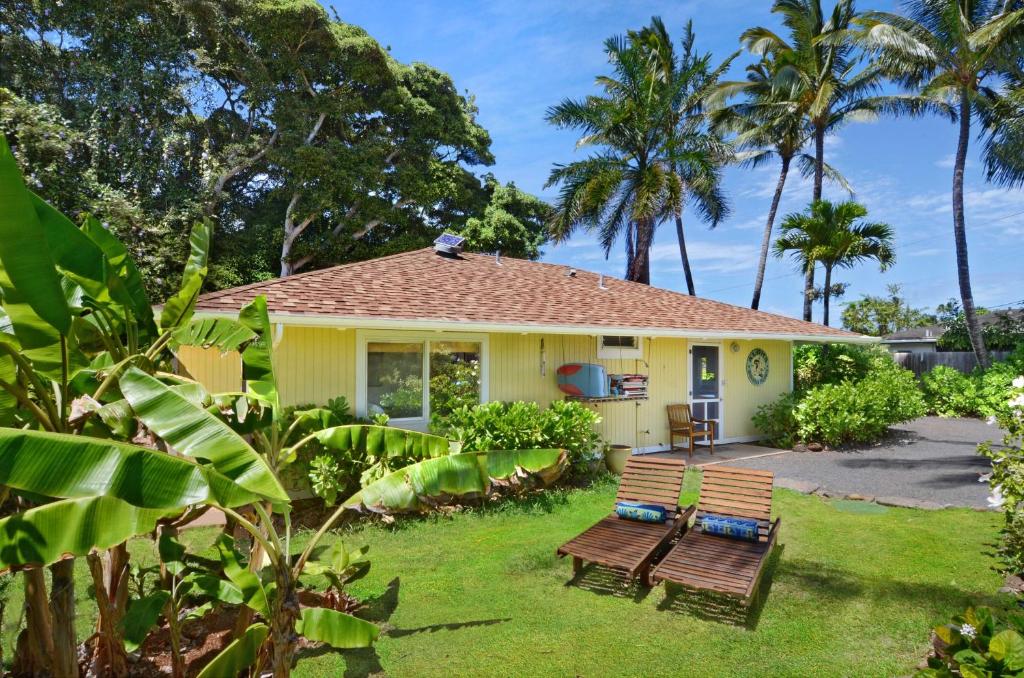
856;0;1024;366
774;200;895;326
742;0;923;321
712;54;852;310
546;20;734;286
632;18;736;295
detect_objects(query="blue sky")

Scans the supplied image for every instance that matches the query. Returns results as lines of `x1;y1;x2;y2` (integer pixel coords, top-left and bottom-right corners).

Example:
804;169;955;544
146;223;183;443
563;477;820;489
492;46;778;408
336;0;1024;322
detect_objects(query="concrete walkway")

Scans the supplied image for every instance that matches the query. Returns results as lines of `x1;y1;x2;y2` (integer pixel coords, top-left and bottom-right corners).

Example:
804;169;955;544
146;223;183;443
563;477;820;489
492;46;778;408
724;417;1003;509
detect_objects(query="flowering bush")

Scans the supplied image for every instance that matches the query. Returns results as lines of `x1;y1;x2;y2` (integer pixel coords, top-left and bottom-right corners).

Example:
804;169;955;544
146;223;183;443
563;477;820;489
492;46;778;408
917;606;1024;677
979;375;1024;574
923;359;1022;419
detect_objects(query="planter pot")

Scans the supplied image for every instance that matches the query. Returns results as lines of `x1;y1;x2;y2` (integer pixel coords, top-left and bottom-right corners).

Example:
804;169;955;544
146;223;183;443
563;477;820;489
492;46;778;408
605;444;632;475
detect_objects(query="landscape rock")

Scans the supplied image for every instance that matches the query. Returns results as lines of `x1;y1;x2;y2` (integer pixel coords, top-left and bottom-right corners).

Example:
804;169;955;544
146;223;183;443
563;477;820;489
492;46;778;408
807;442;824;452
792;443;809;453
845;493;874;502
775;477;819;494
875;496;945;511
999;574;1024;595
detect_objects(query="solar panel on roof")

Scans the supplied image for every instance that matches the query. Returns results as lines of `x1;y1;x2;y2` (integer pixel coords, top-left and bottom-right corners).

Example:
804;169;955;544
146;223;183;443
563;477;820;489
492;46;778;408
433;232;465;255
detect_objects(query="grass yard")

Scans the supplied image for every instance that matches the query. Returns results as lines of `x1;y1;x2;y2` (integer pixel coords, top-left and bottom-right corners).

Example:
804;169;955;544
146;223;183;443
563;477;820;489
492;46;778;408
0;472;1006;677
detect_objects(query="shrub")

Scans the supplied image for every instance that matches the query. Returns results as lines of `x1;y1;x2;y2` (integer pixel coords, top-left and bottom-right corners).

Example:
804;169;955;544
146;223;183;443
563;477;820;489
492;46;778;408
755;360;925;448
436;400;603;476
752;393;799;449
918;606;1024;677
793;342;892;392
922;356;1024;420
922;365;979;417
979;375;1024;574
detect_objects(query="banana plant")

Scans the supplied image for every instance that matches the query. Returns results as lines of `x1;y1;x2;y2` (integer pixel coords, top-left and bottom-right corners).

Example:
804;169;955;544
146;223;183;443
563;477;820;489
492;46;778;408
0;135;269;675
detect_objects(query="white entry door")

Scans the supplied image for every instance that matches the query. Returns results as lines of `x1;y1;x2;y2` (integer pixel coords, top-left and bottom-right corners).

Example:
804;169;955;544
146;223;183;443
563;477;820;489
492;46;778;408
689;343;723;442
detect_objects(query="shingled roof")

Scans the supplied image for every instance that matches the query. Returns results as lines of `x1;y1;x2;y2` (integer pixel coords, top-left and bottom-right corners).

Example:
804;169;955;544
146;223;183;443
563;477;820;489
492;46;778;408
194;248;868;341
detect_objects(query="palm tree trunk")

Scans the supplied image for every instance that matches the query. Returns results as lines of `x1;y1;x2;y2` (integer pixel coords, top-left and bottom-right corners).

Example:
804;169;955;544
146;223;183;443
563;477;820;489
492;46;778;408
49;560;78;678
952;93;989;368
674;211;696;295
803;124;826;323
752;156;791;309
822;265;832;327
628;219;654;285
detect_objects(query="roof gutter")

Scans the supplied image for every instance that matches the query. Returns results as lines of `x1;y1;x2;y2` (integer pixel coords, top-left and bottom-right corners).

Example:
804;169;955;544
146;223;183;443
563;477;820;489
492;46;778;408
191;310;878;344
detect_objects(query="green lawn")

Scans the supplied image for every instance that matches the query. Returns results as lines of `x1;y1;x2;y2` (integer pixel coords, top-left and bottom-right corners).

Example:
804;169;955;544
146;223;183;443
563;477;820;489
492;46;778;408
0;473;1007;677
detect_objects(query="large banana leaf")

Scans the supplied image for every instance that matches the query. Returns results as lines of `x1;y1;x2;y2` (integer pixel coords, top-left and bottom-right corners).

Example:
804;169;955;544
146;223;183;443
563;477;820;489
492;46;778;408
121;590;171;652
119;367;288;502
94;381;211;439
196;623;268;678
297;607;379;649
80;215;157;341
216;535;269;617
171;316;257;353
0;428;259;509
159;220;212;331
0;137;72;335
312;425;451;460
0;495;172;569
237;296;278;408
31;195;114;308
344;449;567;513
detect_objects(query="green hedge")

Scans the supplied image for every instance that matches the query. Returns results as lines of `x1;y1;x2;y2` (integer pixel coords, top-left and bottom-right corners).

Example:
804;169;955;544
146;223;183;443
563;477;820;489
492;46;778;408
922;346;1024;419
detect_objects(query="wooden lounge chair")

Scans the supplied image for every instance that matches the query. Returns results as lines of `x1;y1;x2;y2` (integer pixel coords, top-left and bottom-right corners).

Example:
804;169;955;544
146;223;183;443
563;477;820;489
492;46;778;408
557;455;694;583
650;466;779;603
667;404;715;457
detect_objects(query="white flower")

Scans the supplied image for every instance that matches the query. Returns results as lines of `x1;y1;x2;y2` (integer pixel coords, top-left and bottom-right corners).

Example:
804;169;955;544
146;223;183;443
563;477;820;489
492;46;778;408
961;623;977;639
989;485;1005;509
988;415;998;426
1012;376;1024;389
979;473;992;483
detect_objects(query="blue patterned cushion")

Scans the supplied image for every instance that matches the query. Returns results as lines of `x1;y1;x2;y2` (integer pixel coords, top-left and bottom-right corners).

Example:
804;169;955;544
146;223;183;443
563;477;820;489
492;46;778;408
615;501;667;523
701;514;760;541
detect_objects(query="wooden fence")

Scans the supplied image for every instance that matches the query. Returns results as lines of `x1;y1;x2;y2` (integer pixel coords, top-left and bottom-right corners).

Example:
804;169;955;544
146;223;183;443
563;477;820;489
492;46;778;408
892;350;1013;377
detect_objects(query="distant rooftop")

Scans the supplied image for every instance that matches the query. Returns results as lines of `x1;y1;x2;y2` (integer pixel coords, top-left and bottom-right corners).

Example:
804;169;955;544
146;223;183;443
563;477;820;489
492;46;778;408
882;309;1023;342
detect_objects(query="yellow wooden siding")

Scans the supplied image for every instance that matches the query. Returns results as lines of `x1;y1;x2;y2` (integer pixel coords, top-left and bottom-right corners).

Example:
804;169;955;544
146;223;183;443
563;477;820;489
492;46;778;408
176;345;241;393
178;325;792;447
722;339;792;438
176;326;356;406
488;335;688;449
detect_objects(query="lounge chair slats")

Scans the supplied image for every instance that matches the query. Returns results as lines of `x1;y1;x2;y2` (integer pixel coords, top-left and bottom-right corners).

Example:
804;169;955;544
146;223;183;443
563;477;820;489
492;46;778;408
651;465;779;602
558;455;693;582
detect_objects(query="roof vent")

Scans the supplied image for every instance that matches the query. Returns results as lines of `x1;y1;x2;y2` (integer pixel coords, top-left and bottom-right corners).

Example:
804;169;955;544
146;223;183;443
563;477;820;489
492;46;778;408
567;268;577;278
434;232;465;256
598;273;607;289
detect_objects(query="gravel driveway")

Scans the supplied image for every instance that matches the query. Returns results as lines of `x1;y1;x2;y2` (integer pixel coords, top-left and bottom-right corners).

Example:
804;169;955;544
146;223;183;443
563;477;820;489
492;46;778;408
727;417;1005;508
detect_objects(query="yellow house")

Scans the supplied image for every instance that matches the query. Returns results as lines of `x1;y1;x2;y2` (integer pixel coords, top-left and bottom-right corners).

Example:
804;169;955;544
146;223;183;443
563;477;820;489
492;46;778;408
179;246;869;451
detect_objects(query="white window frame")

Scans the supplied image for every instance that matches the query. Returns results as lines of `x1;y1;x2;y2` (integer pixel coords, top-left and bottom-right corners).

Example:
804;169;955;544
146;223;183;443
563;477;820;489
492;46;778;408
355;330;489;429
597;335;644;360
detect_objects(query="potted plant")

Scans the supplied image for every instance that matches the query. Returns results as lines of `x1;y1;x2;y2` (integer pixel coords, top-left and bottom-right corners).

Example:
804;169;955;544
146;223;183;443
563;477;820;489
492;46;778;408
605;444;632;475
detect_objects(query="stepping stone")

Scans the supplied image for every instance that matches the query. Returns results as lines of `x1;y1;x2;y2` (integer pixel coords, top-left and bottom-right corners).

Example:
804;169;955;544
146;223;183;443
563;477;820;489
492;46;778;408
775;477;819;494
875;496;944;511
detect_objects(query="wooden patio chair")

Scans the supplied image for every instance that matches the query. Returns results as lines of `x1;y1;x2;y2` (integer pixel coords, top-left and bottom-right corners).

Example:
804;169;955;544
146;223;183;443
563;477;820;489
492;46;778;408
556;456;694;584
650;466;779;604
667;404;715;457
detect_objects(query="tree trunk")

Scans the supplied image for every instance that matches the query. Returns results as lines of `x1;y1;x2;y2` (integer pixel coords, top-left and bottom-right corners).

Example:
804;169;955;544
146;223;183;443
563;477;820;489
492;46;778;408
674;211;696;295
752;156;791;309
49;560;79;678
952;93;990;368
822;265;833;327
803;124;826;323
87;550;129;677
270;566;300;678
14;569;55;677
628;219;654;285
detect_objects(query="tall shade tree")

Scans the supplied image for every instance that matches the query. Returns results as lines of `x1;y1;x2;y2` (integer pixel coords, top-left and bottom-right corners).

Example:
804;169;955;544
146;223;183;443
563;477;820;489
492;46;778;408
631;18;735;295
546;20;733;286
774;200;895;326
742;0;927;321
855;0;1024;366
711;53;851;310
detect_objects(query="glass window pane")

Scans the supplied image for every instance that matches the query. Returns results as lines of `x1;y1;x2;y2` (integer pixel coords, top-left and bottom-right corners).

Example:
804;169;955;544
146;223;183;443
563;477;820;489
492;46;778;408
367;342;423;418
692;345;719;399
429;341;482;420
